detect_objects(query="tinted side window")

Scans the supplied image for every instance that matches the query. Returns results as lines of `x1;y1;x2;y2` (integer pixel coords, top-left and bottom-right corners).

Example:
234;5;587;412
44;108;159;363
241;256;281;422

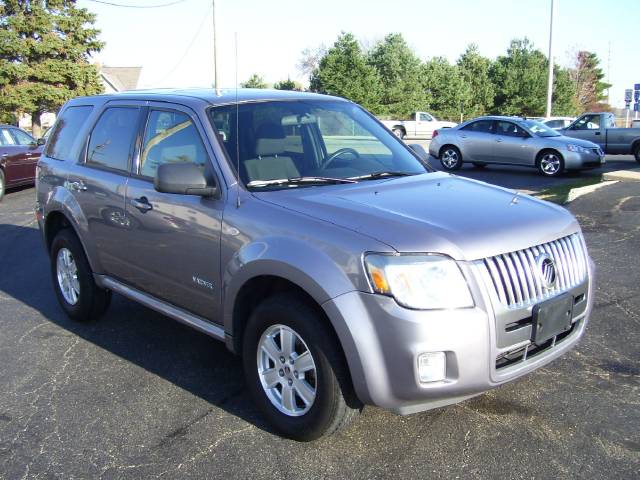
545;120;562;128
0;128;16;145
11;129;35;145
419;113;432;122
461;120;494;133
47;106;94;161
87;107;139;171
496;121;527;137
139;110;207;178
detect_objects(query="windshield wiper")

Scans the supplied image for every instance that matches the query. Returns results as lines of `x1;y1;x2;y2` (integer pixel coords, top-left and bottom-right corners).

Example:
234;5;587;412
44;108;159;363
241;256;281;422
247;176;358;188
347;171;416;181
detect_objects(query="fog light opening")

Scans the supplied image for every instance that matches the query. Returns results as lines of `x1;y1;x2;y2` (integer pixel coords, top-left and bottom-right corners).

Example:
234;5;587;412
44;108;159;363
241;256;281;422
417;352;446;383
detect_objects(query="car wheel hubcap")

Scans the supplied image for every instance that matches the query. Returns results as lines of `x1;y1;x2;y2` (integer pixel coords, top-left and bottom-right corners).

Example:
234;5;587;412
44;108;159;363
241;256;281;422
541;154;560;174
257;324;317;417
442;150;458;168
56;248;80;305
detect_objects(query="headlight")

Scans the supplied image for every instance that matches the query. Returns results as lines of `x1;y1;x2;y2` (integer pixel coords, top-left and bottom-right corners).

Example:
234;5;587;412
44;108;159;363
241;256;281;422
567;144;588;153
364;254;474;310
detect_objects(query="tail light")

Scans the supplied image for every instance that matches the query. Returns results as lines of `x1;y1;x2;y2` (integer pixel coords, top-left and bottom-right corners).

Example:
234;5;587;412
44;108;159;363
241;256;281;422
432;130;439;139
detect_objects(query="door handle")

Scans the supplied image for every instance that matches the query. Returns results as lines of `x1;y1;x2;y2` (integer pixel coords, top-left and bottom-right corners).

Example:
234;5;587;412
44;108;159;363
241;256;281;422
132;197;153;212
496;138;503;143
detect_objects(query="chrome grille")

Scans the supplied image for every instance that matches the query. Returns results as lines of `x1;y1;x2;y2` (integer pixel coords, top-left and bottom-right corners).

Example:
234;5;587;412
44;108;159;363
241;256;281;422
481;233;588;308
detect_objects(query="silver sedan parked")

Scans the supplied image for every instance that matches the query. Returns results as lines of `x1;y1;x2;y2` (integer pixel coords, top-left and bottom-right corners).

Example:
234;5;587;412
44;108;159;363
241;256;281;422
429;116;605;177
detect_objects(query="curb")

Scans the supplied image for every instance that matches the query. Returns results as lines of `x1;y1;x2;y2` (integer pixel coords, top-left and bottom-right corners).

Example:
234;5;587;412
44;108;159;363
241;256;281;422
603;170;640;182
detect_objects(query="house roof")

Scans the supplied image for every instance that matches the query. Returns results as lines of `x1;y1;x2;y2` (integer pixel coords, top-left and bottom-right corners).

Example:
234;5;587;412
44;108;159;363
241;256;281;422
100;66;142;91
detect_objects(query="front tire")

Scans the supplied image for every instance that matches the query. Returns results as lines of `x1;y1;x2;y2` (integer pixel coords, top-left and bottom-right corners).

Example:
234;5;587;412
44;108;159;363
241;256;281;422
536;150;564;177
439;146;463;170
243;294;361;441
50;229;111;322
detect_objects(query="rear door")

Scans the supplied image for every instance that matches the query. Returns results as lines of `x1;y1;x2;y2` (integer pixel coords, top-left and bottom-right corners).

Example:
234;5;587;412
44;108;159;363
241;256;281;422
122;103;223;321
458;120;495;161
0;127;32;184
9;128;40;181
66;101;144;280
493;121;536;165
564;114;605;148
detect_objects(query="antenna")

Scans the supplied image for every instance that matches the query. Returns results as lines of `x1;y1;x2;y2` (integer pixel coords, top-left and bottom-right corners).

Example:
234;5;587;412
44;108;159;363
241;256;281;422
235;31;241;209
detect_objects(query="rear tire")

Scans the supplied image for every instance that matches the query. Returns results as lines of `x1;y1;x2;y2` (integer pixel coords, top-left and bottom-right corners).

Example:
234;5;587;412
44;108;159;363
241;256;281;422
392;127;405;139
439;146;463;170
0;169;5;202
536;150;565;177
243;294;361;441
50;229;111;322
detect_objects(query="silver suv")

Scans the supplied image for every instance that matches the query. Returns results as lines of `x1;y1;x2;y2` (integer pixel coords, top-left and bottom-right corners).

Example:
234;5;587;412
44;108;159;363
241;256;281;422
36;89;594;440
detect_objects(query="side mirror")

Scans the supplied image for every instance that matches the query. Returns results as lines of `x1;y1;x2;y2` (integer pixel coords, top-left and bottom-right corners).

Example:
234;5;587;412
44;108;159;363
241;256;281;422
408;143;429;162
154;163;217;197
36;137;46;146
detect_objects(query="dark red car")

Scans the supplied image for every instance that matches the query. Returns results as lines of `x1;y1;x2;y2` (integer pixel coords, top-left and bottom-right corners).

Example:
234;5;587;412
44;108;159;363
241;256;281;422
0;124;43;201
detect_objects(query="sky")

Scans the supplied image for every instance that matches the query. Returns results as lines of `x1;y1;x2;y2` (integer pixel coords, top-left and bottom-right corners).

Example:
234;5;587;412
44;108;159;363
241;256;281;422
78;0;640;109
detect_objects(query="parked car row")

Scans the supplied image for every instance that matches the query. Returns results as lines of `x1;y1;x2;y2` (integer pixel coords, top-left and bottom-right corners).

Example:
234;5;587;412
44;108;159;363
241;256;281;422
429;112;640;177
0;124;44;201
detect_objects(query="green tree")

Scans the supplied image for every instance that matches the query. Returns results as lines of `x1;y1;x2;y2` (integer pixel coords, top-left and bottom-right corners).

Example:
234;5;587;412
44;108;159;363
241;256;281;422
0;0;104;136
367;33;428;117
309;32;382;112
273;77;302;91
457;44;494;118
552;67;580;116
420;57;470;121
489;38;577;117
240;73;268;88
569;51;611;112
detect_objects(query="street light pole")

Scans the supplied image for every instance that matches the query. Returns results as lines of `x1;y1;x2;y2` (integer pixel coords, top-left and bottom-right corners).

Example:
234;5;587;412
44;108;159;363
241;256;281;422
545;0;555;118
212;0;219;92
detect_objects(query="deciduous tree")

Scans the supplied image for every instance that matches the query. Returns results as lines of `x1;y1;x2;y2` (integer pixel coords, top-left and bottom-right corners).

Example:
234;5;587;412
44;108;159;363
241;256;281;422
241;73;268;89
569;50;611;112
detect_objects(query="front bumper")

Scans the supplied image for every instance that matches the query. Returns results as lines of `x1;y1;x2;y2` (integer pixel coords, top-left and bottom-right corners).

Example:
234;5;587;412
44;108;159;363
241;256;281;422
564;150;606;170
322;258;594;415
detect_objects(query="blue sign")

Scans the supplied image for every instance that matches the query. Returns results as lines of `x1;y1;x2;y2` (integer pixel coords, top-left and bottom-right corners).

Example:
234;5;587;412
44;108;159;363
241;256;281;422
635;103;639;112
635;83;640;91
635;90;640;102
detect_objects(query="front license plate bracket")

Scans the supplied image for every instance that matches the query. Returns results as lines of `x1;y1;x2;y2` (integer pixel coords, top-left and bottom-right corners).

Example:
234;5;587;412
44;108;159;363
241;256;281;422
531;294;574;345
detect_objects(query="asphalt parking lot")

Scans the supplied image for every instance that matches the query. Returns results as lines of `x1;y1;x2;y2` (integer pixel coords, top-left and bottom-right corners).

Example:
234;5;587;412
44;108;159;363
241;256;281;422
1;173;639;478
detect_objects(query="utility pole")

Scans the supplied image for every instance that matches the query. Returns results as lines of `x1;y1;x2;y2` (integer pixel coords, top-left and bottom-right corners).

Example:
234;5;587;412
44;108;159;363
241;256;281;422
545;0;555;118
212;0;219;92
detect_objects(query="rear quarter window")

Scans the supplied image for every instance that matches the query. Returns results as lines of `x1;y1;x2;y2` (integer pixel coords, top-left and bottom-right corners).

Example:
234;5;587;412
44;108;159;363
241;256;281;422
47;106;94;161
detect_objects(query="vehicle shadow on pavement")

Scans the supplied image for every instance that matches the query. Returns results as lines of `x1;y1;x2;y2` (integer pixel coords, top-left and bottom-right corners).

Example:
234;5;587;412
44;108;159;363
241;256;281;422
0;222;276;436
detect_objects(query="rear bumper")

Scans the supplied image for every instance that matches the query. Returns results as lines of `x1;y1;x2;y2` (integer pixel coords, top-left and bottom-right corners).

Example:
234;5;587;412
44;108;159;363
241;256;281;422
322;258;594;415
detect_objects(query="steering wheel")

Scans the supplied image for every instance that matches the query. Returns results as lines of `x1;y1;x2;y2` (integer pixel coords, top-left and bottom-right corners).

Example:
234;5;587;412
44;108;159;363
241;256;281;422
323;148;360;168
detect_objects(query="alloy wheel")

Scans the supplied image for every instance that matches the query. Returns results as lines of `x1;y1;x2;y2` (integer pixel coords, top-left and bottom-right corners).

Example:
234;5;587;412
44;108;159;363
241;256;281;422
540;153;561;175
441;149;459;168
56;247;80;305
257;324;317;417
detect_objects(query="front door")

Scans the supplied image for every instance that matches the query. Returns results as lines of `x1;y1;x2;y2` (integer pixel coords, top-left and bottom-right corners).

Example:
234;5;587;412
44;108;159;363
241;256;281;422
563;114;604;148
123;105;223;322
493;121;535;166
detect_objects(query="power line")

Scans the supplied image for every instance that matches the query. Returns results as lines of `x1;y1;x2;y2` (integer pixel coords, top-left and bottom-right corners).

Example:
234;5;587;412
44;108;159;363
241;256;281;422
153;2;212;85
86;0;189;8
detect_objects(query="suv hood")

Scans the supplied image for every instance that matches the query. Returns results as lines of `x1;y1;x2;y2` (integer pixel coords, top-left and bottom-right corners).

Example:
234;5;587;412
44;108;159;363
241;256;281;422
254;173;580;261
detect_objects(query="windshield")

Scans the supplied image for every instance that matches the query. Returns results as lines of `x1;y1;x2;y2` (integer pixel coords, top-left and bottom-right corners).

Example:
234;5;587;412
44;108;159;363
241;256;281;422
521;120;562;137
209;100;427;189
